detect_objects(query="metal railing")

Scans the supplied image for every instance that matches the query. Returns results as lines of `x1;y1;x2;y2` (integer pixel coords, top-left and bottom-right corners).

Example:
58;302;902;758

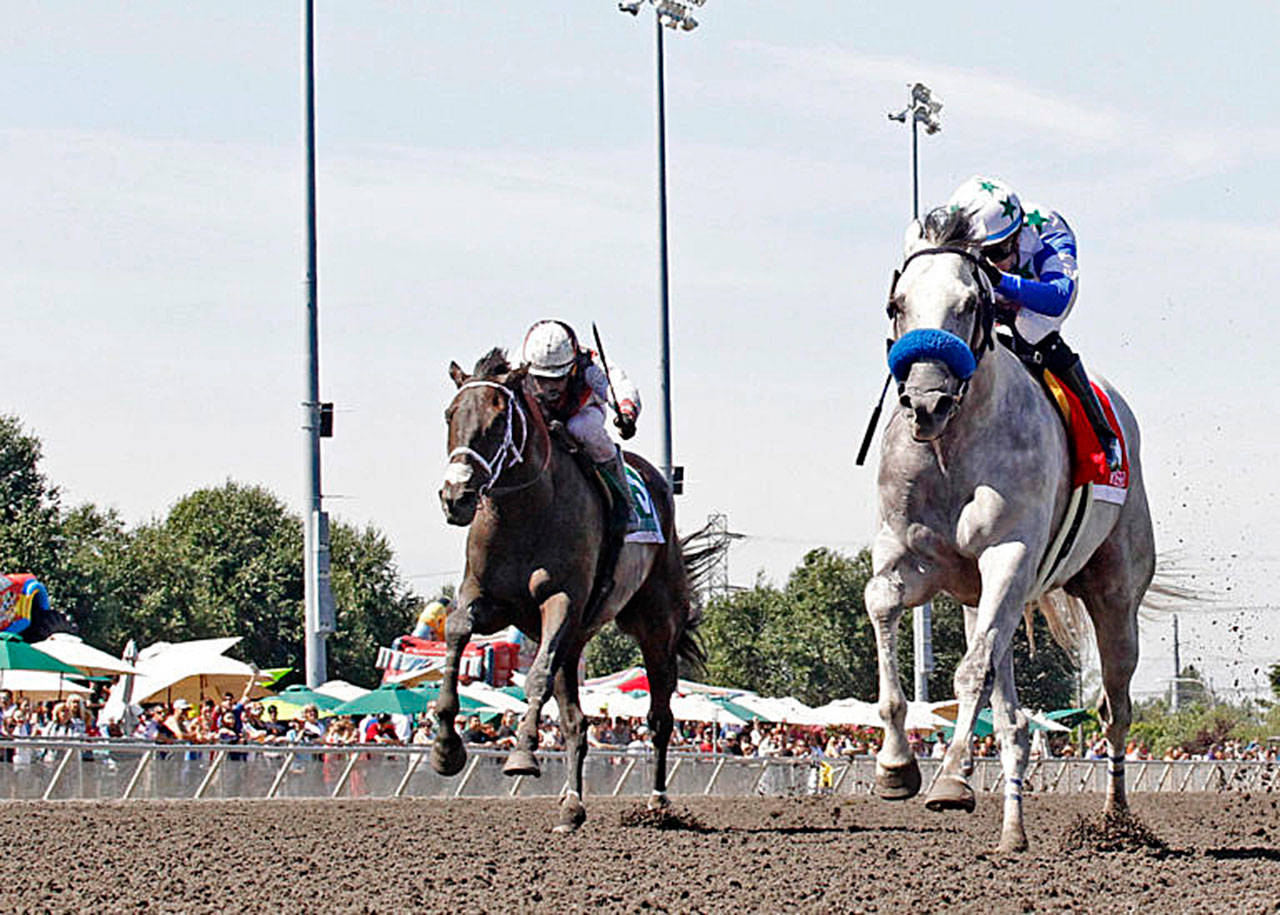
0;740;1275;801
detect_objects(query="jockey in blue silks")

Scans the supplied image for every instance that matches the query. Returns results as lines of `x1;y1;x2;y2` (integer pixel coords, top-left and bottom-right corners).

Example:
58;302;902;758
948;175;1123;472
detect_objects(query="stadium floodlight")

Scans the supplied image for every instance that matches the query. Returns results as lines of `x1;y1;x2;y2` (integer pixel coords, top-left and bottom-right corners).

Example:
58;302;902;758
616;0;708;490
887;81;944;217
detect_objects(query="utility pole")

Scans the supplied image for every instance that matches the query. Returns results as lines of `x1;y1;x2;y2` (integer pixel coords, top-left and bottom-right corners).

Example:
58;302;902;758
302;0;335;687
1171;614;1181;712
618;0;705;489
888;82;942;702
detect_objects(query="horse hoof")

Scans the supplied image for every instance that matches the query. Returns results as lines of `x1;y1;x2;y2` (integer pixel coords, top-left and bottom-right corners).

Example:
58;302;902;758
430;736;466;777
925;775;976;813
647;793;670;811
997;831;1029;854
502;749;541;778
875;760;922;800
553;800;587;834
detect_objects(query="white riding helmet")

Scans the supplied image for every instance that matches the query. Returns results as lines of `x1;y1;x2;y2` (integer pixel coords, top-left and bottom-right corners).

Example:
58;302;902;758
522;320;579;378
947;175;1024;246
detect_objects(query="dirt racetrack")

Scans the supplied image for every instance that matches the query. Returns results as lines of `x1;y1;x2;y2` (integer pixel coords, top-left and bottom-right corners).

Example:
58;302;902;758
2;793;1277;914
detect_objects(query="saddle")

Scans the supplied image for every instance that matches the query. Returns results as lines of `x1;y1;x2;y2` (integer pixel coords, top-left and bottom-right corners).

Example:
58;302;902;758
996;328;1129;594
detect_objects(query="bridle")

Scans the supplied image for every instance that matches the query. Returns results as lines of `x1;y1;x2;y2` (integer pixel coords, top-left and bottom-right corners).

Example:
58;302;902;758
886;245;998;409
445;380;550;498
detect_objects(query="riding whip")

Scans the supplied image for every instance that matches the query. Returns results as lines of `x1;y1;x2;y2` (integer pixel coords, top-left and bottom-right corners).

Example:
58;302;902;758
855;372;893;466
590;322;629;432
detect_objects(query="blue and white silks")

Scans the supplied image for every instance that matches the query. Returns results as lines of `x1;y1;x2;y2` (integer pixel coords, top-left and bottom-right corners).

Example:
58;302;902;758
995;206;1080;343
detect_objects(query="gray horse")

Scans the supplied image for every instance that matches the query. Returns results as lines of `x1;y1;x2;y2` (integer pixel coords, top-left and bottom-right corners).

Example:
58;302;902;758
865;210;1154;852
435;349;704;832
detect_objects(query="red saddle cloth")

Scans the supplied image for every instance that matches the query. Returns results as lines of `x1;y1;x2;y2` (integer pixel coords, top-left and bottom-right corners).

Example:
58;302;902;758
1044;372;1130;494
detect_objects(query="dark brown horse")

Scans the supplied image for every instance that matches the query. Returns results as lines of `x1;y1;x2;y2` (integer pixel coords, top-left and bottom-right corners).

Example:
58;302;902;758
435;349;704;832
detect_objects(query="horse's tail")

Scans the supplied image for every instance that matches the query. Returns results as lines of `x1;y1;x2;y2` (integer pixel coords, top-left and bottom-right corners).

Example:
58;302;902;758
672;522;726;677
1027;554;1207;657
1026;590;1092;659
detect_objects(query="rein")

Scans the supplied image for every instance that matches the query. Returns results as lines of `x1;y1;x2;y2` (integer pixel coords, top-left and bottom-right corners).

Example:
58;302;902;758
886;245;998;408
446;380;551;497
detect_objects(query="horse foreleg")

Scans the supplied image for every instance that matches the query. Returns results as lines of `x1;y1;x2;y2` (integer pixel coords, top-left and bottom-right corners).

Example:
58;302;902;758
503;590;573;778
550;648;588;833
865;565;920;800
431;597;476;776
990;650;1030;852
927;540;1033;816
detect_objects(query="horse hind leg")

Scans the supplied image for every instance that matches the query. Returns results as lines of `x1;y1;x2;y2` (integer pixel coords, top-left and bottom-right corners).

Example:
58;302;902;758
1071;480;1153;814
1073;578;1142;815
550;643;589;834
617;586;679;809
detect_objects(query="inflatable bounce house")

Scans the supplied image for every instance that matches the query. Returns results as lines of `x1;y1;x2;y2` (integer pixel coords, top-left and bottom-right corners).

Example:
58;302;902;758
375;597;524;687
0;573;50;636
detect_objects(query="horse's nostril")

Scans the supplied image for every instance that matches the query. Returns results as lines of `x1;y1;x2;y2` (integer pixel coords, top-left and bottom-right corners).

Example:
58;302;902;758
899;393;913;408
935;394;955;414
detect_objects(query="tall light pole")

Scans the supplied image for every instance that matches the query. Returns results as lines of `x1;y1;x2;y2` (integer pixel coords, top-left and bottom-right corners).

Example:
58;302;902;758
888;82;942;702
302;0;335;687
618;0;705;489
888;82;942;220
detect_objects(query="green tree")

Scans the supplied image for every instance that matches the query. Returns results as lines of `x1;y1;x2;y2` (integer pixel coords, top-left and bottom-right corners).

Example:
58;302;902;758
700;546;1077;709
1268;661;1280;700
0;415;63;576
583;622;642;679
326;521;423;686
55;481;421;687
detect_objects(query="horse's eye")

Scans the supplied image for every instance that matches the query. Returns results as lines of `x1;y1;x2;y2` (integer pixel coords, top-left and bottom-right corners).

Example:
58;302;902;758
444;407;455;424
886;301;899;320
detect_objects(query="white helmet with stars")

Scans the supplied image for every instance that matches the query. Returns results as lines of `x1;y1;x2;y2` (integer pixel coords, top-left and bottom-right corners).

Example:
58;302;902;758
947;175;1024;246
521;320;579;378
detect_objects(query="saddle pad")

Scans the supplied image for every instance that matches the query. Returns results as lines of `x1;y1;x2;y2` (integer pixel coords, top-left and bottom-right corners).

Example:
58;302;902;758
1042;371;1129;504
624;463;665;544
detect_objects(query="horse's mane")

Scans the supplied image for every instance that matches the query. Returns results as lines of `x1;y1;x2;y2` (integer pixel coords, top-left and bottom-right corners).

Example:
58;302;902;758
921;206;982;248
472;348;511;379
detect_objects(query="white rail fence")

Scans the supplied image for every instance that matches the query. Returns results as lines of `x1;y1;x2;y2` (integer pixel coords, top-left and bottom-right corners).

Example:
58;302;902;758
1;740;1275;802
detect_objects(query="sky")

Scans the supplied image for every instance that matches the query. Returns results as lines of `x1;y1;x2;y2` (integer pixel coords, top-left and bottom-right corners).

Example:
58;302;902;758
4;1;1278;699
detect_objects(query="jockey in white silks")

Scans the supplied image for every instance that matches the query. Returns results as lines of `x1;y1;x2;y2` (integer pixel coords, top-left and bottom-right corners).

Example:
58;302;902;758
947;175;1123;471
520;319;641;536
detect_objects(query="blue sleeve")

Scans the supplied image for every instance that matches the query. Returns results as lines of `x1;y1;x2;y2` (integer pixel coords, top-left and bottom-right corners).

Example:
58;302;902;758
996;271;1074;317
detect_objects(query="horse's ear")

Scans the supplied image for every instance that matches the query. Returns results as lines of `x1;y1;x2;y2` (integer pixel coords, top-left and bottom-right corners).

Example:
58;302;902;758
902;218;925;256
503;365;528;388
448;361;467;388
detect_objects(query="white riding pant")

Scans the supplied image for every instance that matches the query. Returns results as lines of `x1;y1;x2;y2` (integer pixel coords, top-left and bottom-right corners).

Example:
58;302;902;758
1014;298;1074;346
566;404;616;463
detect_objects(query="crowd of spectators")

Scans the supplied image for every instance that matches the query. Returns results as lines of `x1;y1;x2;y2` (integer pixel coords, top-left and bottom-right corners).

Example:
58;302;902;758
3;688;1277;763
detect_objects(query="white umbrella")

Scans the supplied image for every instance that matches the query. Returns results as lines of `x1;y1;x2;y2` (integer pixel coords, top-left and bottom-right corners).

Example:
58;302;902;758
670;692;746;725
30;633;138;677
314;679;371;703
0;669;91;701
108;638;270;706
459;682;527;715
809;697;882;728
730;694;826;726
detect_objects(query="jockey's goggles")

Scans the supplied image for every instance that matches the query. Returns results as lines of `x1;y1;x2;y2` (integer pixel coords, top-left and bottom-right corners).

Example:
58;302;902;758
983;229;1020;263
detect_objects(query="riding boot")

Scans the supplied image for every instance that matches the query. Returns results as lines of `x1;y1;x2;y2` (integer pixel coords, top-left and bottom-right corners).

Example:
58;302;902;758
595;449;635;540
1039;334;1123;472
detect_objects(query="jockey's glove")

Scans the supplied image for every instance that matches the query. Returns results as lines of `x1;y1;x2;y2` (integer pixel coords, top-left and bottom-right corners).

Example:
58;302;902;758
979;257;1005;290
614;414;637;440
